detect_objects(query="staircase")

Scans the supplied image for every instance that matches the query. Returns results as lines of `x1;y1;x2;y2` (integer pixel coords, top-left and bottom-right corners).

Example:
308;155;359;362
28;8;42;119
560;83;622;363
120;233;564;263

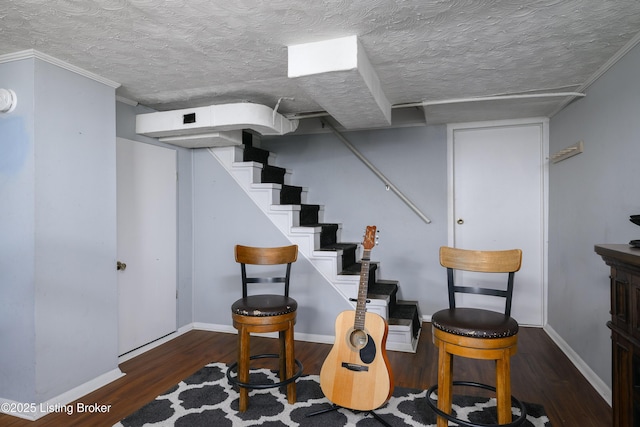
209;133;421;352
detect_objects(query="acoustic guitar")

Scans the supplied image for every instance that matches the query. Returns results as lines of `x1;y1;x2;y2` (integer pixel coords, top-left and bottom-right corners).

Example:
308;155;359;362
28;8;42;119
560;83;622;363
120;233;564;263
320;225;394;411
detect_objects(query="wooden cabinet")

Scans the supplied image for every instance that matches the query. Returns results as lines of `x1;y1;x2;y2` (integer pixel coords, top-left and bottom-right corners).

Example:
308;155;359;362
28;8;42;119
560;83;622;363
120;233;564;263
595;244;640;426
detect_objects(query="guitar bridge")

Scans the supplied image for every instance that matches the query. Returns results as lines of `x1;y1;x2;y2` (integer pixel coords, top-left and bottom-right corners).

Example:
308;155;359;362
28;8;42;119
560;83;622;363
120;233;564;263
341;362;369;372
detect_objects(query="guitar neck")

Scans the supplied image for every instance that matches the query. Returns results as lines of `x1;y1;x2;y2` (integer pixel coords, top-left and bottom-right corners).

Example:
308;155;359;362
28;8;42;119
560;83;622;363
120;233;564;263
354;249;371;330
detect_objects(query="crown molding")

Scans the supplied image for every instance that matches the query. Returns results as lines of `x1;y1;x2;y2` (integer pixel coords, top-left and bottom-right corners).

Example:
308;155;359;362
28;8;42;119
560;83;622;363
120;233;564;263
0;49;120;89
116;95;139;106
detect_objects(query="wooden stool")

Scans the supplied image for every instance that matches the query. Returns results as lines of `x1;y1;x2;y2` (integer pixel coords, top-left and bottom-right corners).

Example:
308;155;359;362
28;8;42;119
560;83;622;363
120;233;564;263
226;244;303;412
426;246;527;427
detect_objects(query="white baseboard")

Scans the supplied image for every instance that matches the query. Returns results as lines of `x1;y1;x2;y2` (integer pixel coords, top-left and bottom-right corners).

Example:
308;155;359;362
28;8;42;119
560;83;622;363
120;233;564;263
192;322;427;350
192;322;237;335
118;324;194;363
120;322;612;405
0;321;610;421
0;368;124;421
424;316;611;405
192;322;335;345
0;322;330;421
543;324;612;405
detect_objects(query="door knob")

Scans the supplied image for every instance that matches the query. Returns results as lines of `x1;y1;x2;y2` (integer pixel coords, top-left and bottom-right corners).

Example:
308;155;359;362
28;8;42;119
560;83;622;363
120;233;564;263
457;218;464;225
117;261;127;271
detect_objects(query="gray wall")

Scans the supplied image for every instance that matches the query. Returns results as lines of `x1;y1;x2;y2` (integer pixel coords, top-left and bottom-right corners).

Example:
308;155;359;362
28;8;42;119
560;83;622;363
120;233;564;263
116;102;194;328
549;43;640;387
0;57;118;403
260;125;450;318
191;148;352;336
4;38;637;406
0;57;37;403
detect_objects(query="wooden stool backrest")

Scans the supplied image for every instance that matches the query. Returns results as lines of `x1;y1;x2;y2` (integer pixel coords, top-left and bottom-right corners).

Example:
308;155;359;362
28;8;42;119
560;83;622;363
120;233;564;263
439;246;522;316
235;245;298;298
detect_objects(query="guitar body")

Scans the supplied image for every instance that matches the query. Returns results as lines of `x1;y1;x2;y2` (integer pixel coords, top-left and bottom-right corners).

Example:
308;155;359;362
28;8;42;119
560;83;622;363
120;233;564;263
320;310;394;411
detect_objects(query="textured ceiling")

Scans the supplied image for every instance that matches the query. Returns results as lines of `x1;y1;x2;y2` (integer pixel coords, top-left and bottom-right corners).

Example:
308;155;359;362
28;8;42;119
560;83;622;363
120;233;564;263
2;0;640;127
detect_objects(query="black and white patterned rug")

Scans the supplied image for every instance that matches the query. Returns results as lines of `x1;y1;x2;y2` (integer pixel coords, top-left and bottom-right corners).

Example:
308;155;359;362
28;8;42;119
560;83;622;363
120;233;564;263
115;362;550;427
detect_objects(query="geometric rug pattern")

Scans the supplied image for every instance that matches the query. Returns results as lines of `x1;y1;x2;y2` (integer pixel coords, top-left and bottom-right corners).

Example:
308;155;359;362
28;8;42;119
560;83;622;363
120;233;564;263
115;362;551;427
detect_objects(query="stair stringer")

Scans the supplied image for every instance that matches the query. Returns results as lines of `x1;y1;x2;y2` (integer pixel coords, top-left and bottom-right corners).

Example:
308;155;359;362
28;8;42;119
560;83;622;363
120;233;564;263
208;146;417;352
208;146;382;309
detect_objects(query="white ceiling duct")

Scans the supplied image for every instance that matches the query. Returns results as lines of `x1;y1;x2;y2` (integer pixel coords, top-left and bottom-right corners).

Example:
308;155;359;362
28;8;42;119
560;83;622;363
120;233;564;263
288;36;391;130
136;102;299;148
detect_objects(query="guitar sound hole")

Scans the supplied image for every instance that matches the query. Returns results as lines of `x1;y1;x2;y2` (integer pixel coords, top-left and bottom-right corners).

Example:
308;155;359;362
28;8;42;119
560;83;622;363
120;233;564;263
349;329;368;349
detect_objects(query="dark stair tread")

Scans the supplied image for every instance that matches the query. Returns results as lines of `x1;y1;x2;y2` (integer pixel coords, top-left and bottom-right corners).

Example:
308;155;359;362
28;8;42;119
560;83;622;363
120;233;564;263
341;261;378;275
367;283;398;304
280;185;303;204
261;165;286;184
241;140;421;343
275;203;320;214
368;281;398;297
294;223;339;247
242;130;255;147
299;222;338;227
318;242;358;252
298;223;339;233
389;303;417;319
368;281;398;308
243;146;270;164
319;243;357;269
388;302;421;339
299;204;321;226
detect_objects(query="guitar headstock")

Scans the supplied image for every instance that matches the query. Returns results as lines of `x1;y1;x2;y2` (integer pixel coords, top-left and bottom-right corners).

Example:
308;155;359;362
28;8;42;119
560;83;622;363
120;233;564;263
362;225;378;250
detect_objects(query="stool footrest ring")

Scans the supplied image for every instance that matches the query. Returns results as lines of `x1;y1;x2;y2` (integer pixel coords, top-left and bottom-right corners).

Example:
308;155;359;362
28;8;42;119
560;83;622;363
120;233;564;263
426;381;527;427
226;353;303;390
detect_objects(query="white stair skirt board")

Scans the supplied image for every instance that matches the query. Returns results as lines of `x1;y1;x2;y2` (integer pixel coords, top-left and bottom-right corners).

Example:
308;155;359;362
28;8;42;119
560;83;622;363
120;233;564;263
208;146;418;353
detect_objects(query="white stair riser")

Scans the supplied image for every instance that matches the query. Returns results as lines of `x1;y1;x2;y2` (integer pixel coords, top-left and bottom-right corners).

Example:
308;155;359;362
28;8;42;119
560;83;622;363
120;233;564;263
208;146;418;352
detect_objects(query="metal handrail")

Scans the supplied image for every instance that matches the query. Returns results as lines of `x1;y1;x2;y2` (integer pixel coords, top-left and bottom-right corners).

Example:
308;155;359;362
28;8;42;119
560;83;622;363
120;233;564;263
321;119;432;224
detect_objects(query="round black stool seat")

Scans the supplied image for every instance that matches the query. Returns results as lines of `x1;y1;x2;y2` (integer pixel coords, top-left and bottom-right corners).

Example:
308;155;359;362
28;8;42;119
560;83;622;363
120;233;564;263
431;307;519;338
229;294;302;395
429;307;526;427
231;295;297;317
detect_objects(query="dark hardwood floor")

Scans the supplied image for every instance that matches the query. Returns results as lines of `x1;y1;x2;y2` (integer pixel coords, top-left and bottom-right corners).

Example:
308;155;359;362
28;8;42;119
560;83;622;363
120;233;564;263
0;324;611;426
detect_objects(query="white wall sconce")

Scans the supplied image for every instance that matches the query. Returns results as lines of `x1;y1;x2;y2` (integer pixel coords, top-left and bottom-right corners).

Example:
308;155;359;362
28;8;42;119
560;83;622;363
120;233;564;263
0;88;17;113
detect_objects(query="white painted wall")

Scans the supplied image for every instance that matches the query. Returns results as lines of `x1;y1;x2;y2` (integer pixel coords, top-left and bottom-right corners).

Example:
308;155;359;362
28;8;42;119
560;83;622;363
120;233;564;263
0;57;119;404
3;38;636;410
261;125;450;317
549;42;640;389
0;57;37;403
191;149;351;337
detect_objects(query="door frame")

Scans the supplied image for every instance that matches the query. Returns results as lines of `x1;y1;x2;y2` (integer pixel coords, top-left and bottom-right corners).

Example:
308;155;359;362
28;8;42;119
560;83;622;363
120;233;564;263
116;137;178;356
446;117;549;326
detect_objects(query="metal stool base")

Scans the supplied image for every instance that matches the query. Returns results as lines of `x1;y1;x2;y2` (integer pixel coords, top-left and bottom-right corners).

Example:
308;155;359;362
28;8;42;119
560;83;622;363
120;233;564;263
426;381;527;427
226;353;303;389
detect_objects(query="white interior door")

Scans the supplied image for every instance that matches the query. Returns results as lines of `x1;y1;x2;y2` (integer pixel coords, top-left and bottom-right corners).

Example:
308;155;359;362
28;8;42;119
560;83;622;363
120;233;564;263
117;137;177;355
448;120;546;326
